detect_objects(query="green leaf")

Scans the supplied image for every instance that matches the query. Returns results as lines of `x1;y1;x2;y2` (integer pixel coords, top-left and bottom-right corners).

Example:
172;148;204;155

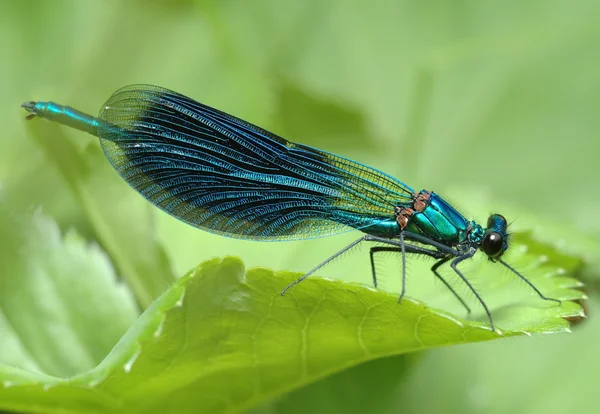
0;210;138;378
249;354;418;414
0;228;583;413
2;2;598;414
25;120;176;308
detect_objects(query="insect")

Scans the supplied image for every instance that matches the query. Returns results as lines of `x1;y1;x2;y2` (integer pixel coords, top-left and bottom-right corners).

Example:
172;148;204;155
22;84;561;331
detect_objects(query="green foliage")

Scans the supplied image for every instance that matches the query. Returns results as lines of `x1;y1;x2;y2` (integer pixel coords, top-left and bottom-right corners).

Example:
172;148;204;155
0;213;583;413
0;211;138;380
0;211;584;413
1;0;599;413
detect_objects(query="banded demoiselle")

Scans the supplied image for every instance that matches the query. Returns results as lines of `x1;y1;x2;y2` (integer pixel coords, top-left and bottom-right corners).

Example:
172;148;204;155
22;85;561;331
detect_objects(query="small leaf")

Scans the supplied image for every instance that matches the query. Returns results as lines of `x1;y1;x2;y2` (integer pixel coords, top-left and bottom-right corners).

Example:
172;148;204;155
0;209;138;378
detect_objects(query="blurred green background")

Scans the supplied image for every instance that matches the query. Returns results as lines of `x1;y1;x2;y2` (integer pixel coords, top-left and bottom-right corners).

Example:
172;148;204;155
1;0;599;413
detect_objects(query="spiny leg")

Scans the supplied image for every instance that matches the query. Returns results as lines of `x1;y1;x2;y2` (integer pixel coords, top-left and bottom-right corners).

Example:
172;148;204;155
450;250;498;331
369;245;423;288
362;233;452;260
498;259;562;305
369;248;472;314
398;232;406;303
281;232;453;298
368;235;408;302
280;235;368;295
369;247;385;288
369;241;447;297
431;257;472;314
403;231;460;256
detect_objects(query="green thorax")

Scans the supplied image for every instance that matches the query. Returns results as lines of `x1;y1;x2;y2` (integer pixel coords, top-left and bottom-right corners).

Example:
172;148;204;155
405;191;484;246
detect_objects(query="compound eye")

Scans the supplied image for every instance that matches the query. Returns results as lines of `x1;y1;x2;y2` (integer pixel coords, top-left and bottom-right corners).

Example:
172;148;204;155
482;232;504;257
487;214;507;230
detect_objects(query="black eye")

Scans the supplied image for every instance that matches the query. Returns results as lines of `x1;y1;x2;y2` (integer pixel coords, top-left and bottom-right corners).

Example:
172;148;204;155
482;232;504;257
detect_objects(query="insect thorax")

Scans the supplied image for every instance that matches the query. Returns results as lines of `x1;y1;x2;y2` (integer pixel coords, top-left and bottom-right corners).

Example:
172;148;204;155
395;190;472;246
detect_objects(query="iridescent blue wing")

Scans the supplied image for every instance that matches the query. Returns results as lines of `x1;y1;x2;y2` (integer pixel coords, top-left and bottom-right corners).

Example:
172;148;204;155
97;85;414;240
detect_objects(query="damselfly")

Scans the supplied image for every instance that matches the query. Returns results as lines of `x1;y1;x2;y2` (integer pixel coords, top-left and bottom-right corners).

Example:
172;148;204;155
22;85;561;331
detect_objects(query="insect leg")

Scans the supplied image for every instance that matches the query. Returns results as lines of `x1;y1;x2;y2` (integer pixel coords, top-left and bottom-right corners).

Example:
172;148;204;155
369;243;430;288
369;241;448;294
281;235;368;295
498;259;562;305
431;257;471;314
450;250;498;331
